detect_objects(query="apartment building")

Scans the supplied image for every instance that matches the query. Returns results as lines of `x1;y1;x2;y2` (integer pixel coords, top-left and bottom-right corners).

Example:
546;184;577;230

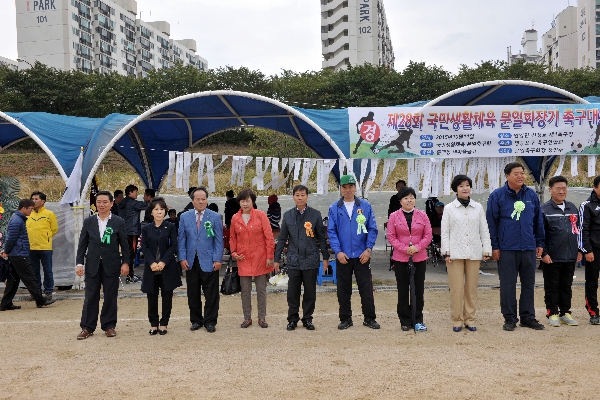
577;0;600;69
539;6;578;70
321;0;394;71
0;56;19;71
507;29;542;65
15;0;208;77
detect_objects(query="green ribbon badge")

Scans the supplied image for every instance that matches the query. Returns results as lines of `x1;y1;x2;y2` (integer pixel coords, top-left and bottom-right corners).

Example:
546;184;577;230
101;227;113;244
511;201;526;220
204;221;215;238
356;214;367;234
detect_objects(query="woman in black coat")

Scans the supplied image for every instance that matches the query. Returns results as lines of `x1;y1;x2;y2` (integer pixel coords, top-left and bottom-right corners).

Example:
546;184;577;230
141;197;181;335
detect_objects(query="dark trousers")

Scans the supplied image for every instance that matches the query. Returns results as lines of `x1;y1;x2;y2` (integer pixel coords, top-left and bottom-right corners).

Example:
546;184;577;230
394;260;426;326
1;256;46;308
147;274;174;327
542;261;575;317
336;257;376;322
497;250;536;323
30;250;54;294
287;268;318;323
585;249;600;316
80;261;119;333
127;235;138;277
186;256;220;326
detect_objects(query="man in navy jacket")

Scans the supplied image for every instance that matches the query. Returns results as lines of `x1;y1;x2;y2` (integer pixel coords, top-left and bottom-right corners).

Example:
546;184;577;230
1;199;54;310
487;162;545;331
328;174;379;330
578;175;600;325
540;176;581;327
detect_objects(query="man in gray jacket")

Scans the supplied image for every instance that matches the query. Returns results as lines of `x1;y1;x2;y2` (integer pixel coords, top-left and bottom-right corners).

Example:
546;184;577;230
118;184;148;283
274;185;329;331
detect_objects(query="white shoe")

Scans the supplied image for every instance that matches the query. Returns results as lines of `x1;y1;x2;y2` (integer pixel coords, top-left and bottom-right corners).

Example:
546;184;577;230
559;313;578;326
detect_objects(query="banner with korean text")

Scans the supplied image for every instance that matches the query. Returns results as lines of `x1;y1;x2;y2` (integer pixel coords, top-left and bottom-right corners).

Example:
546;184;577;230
348;105;600;158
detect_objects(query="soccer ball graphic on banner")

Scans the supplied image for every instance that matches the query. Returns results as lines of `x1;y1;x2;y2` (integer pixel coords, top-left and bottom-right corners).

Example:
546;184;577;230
571;140;585;153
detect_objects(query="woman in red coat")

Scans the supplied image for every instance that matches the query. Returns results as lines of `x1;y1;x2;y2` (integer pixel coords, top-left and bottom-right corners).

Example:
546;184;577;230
229;188;275;328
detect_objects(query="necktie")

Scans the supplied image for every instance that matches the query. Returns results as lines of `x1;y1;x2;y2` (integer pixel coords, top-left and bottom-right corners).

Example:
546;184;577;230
196;212;202;231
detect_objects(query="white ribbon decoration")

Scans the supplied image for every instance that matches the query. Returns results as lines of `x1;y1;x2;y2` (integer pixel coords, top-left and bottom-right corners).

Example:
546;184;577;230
301;158;317;185
379;158;398;192
588;155;597;177
571;155;579;177
167;151;176;190
252;157;272;190
175;152;184;188
193;153;206;189
554;155;566;177
363;159;380;198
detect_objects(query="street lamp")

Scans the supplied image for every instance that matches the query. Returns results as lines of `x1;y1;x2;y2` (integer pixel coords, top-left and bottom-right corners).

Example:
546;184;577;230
16;58;33;68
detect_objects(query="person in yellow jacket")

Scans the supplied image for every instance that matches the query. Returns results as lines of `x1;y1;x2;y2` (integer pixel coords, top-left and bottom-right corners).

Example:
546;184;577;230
26;191;58;299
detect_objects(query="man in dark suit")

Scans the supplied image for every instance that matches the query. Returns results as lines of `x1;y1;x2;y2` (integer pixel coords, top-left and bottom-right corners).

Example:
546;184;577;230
178;187;223;333
76;190;130;340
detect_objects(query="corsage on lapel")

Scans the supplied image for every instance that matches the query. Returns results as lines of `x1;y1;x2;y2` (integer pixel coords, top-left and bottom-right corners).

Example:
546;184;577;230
356;209;367;234
204;221;215;238
101;227;113;244
304;221;314;237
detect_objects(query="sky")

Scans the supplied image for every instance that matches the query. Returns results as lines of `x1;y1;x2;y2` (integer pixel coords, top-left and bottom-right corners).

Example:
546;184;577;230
0;0;575;76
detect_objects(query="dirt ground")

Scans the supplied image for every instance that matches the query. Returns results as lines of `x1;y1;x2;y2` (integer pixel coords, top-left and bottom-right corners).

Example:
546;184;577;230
1;287;599;399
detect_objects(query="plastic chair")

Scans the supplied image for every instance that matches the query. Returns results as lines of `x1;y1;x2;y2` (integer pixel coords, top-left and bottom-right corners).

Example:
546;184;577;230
317;260;337;286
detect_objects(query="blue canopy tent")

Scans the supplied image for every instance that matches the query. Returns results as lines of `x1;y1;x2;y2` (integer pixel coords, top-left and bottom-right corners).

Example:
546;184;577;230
79;91;347;199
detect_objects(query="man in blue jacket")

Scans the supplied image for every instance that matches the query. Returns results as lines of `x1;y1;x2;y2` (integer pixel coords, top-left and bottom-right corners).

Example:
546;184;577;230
178;187;223;333
0;199;54;310
328;174;379;330
487;162;545;331
541;176;581;327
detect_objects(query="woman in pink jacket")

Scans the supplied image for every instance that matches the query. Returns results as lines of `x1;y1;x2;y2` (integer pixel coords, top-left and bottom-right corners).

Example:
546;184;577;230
229;188;275;328
387;186;432;332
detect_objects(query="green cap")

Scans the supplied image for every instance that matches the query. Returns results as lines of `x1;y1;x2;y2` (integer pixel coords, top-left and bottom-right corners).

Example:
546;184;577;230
340;174;357;185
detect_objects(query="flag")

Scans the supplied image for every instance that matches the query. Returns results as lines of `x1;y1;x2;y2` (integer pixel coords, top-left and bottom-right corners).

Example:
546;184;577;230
89;175;99;215
60;149;83;205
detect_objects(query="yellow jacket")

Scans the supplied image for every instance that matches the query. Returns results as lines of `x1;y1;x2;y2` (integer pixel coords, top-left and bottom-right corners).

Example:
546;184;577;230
26;206;58;250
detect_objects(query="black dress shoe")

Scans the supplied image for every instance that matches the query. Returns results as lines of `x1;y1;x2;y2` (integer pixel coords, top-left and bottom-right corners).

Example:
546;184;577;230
149;329;158;336
190;322;203;331
37;299;55;308
303;321;315;330
0;304;21;311
205;324;216;333
287;321;297;331
363;319;380;329
337;319;353;330
158;329;167;335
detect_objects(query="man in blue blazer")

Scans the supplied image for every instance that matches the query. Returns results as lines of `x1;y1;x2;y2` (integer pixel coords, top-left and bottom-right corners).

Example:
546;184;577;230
178;187;223;333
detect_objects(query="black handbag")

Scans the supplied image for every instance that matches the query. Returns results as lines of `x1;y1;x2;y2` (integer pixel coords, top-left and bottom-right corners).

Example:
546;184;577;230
220;264;241;295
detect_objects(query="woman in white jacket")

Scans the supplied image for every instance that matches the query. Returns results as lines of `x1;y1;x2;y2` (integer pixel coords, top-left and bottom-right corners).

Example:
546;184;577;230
441;175;492;332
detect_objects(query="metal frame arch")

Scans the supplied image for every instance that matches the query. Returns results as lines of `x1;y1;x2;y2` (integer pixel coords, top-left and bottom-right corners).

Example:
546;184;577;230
80;90;346;201
424;80;590;107
0;111;69;182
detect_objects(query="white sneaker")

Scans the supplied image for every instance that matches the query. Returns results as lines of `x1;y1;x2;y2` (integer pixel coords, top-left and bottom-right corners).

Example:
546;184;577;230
548;314;560;327
559;313;578;326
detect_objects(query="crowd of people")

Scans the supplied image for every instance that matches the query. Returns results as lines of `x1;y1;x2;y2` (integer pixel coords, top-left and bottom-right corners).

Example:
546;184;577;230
2;160;600;339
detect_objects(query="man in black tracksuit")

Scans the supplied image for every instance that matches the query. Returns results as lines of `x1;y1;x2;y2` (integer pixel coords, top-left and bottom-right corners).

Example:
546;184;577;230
578;175;600;325
274;185;329;331
540;176;581;327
